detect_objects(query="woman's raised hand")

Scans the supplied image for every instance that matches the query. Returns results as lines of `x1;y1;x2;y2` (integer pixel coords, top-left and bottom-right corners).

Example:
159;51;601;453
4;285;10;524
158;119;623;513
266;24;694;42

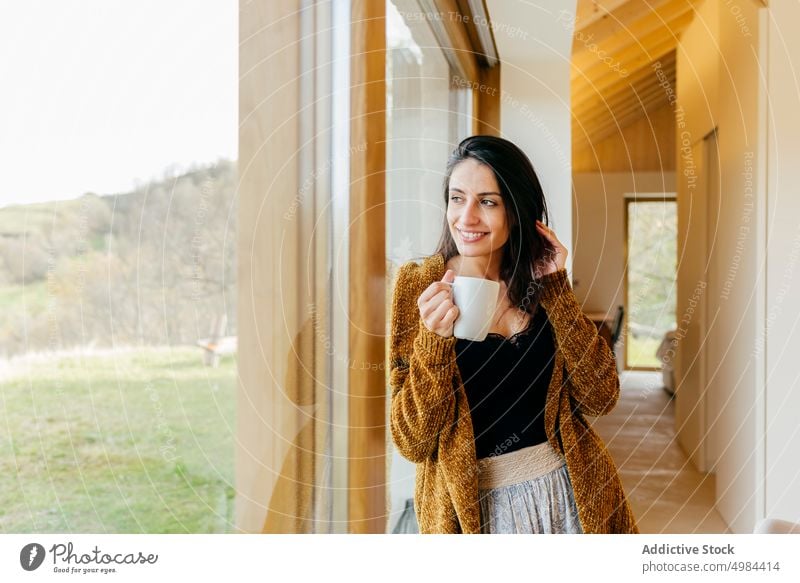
535;220;568;276
417;269;459;338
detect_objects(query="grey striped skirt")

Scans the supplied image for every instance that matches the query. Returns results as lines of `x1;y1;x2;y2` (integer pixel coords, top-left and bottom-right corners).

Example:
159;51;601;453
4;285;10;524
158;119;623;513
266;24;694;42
477;441;584;534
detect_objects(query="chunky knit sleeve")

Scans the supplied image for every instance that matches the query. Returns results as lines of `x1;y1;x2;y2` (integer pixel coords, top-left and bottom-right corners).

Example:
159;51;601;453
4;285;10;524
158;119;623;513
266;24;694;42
389;261;458;463
538;268;620;417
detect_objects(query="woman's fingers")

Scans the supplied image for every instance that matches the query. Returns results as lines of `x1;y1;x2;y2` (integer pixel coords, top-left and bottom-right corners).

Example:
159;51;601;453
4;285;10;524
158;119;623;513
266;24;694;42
425;301;458;336
417;281;452;306
535;220;568;272
429;298;454;322
536;220;555;240
441;304;459;326
417;269;459;337
417;269;455;305
418;289;450;318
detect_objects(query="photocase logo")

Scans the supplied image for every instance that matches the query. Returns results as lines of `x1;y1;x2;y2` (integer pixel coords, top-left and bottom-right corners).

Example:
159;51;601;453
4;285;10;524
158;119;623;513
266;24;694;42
17;541;158;575
20;543;46;571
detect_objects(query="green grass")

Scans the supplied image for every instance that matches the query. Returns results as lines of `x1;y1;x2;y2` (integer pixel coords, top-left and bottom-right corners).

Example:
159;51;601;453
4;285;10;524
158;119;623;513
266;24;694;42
0;280;47;311
0;347;236;533
627;336;662;368
0;281;48;316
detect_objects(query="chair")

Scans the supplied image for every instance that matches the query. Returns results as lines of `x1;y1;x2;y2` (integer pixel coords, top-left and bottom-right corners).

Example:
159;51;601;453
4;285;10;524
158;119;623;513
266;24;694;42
196;313;237;367
610;305;625;347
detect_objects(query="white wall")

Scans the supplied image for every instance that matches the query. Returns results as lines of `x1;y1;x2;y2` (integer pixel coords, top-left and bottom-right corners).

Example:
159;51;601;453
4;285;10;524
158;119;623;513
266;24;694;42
673;0;718;478
486;0;576;268
573;172;676;314
675;0;768;533
765;0;800;525
712;0;767;533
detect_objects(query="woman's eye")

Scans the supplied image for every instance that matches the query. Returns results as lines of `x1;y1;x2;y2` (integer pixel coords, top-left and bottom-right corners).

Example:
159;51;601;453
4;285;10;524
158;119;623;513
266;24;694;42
448;195;498;206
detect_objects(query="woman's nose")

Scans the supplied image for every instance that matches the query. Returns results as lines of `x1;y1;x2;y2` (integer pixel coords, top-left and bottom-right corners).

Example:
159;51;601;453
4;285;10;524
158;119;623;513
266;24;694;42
460;200;482;224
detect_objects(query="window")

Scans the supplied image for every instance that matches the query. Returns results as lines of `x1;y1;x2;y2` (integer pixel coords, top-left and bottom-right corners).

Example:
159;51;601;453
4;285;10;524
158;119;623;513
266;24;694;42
385;0;474;533
625;198;678;369
0;2;237;533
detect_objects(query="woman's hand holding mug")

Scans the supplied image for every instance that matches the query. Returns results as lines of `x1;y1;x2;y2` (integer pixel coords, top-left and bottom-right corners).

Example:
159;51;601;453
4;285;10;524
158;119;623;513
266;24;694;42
417;269;459;338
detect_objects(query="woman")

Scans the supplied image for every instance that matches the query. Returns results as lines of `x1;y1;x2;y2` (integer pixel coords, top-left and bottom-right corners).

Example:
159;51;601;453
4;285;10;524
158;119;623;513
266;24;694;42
389;135;638;534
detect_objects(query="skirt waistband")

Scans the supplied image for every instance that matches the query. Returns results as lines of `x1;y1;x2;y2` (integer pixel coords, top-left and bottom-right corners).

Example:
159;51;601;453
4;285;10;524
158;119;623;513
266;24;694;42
476;441;566;490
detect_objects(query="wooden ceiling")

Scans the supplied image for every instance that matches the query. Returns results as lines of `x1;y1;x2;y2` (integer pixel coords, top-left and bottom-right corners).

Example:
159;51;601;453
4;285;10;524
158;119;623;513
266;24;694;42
572;0;701;149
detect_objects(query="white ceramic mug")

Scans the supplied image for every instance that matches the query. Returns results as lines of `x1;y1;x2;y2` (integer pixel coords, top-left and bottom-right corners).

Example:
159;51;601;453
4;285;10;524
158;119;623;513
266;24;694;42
450;276;500;341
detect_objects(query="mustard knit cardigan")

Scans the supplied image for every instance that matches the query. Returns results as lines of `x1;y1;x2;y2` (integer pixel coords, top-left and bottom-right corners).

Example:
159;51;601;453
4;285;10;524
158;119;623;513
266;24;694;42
389;254;639;534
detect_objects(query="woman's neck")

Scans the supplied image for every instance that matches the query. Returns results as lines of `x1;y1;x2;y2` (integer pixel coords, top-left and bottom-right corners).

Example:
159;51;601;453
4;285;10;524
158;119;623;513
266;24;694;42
449;253;503;282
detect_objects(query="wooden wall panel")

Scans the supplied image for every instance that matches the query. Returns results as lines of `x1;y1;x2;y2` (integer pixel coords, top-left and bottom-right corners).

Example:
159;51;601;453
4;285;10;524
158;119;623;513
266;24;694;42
573;103;676;172
476;64;501;135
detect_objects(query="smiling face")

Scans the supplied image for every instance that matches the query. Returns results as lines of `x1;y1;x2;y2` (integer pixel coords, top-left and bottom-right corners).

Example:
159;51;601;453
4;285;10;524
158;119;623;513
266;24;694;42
446;158;510;260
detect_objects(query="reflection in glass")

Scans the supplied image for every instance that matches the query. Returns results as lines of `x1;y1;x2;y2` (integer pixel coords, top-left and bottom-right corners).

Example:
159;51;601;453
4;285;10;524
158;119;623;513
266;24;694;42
385;0;471;533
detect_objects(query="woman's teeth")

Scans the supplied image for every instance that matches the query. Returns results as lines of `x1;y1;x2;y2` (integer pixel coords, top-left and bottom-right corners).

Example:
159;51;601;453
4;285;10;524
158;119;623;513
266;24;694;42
459;230;488;242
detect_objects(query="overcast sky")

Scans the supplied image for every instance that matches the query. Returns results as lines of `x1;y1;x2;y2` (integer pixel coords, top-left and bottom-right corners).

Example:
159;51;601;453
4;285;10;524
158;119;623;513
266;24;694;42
0;0;237;207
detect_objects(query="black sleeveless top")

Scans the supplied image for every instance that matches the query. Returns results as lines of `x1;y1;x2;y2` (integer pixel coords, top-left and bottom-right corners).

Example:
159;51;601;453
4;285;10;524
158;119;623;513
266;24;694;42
454;304;556;459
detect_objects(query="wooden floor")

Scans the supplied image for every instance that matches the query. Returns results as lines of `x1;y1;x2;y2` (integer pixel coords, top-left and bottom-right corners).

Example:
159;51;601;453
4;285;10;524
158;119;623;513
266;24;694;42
591;370;731;534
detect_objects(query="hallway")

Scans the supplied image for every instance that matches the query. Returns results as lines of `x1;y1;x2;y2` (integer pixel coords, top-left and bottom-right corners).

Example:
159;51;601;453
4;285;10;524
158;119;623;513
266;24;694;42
592;371;731;534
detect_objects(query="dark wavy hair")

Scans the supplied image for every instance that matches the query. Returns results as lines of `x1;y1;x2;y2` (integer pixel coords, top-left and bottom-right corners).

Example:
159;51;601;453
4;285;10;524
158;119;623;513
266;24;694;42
433;135;556;320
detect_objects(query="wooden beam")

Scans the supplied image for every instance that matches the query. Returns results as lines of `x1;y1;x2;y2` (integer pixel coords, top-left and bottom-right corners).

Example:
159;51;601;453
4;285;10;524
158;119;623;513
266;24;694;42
456;0;499;67
572;103;676;172
572;49;675;117
572;0;696;76
476;63;501;135
581;86;671;145
580;87;670;143
349;0;386;534
575;0;633;32
419;0;478;82
575;57;675;126
572;30;682;106
577;78;672;137
575;0;677;47
573;8;693;85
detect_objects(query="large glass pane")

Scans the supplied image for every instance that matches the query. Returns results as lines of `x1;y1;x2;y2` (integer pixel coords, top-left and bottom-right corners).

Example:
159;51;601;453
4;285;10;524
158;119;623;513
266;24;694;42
385;0;470;533
386;0;467;268
626;199;678;369
0;2;237;533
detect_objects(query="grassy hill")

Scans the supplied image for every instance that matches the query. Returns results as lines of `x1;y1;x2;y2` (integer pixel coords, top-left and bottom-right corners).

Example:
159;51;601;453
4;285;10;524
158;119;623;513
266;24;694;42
0;160;237;357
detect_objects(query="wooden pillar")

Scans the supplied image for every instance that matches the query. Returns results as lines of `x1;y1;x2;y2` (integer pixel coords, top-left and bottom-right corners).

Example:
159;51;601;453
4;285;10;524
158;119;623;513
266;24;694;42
348;0;387;533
